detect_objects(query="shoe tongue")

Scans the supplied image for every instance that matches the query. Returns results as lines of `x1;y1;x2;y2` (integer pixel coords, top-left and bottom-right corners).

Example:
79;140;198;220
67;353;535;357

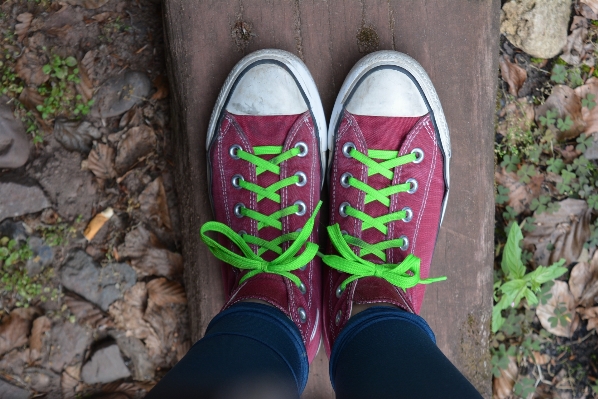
228;113;304;261
230;273;291;311
348;113;423;263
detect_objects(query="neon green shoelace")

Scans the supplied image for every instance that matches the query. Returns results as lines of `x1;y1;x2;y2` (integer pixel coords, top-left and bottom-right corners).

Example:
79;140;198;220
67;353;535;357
321;147;446;290
201;145;322;288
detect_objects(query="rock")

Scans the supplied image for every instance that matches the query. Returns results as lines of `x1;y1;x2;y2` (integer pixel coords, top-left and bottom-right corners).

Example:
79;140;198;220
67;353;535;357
60;250;137;311
114;125;157;174
0;180;50;222
113;332;155;381
585;133;598;159
91;70;151;119
0;378;30;399
22;367;60;393
81;344;131;384
0;219;28;243
65;0;111;9
29;139;97;221
500;0;571;59
0;97;30;169
26;236;53;276
54;118;102;153
47;321;92;373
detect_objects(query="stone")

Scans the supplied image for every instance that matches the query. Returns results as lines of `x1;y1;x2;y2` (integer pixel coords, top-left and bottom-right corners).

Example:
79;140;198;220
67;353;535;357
0;219;28;243
29;139;97;221
22;367;60;393
60;250;137;311
0;378;30;399
113;332;155;381
81;344;131;384
501;0;571;59
0;180;50;222
91;70;151;119
0;97;30;169
26;236;53;276
47;321;92;373
585;133;598;160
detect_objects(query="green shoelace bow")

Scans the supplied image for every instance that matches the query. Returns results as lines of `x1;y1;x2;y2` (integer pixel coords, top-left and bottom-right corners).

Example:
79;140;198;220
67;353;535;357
321;147;446;290
201;145;322;287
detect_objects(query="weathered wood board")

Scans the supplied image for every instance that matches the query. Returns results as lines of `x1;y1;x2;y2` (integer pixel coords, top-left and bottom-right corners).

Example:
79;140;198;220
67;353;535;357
163;1;499;397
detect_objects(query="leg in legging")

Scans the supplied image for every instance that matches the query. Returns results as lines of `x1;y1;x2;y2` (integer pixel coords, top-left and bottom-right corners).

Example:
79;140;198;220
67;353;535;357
145;303;308;399
330;306;483;399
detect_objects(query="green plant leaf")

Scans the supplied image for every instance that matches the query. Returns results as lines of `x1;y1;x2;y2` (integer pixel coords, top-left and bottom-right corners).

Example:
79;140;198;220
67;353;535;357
42;64;52;75
65;56;77;67
501;223;525;279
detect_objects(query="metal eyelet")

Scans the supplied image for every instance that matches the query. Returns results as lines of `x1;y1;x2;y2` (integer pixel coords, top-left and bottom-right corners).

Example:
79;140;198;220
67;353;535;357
299;282;306;294
340;172;352;188
298;307;307;323
406;178;418;194
295;171;307;187
295;228;302;233
402;207;413;223
339;202;350;218
295;142;308;157
342;142;356;158
411;148;424;164
335;310;342;325
233;203;245;218
229;144;242;159
238;230;247;236
294;200;306;216
399;235;409;251
299;265;307;271
231;174;244;189
340;230;348;235
335;285;344;298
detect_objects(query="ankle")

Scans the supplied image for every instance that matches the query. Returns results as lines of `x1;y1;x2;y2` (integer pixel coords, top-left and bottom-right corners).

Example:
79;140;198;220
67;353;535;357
350;302;399;318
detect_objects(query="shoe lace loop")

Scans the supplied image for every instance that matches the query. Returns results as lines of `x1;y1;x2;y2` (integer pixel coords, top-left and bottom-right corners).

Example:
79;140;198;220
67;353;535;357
201;145;321;287
321;147;445;290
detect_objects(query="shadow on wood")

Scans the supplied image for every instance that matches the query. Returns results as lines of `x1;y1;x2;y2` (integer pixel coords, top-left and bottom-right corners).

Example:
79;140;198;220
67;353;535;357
163;1;499;398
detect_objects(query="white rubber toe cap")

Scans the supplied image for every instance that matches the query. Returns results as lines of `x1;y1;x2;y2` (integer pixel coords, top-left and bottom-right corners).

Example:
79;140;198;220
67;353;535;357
345;68;428;117
225;63;308;115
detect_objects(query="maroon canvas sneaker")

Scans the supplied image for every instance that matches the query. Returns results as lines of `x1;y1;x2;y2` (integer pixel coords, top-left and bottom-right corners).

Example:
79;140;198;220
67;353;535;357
199;49;327;363
322;51;451;355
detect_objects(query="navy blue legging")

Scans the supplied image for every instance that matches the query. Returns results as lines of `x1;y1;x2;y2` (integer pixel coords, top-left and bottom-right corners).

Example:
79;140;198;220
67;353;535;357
145;303;482;399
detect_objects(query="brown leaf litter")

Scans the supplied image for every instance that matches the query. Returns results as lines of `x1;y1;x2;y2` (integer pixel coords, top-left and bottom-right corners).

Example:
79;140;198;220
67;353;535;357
29;316;51;365
536;85;586;141
561;16;595;66
574;77;598;137
0;307;39;357
495;167;544;214
15;13;33;42
114;125;157;175
117;225;183;279
15;49;48;87
65;294;114;330
87;143;117;180
499;55;527;97
138;177;173;233
523;198;592;266
536;280;580;338
579;0;598;20
492;355;518;399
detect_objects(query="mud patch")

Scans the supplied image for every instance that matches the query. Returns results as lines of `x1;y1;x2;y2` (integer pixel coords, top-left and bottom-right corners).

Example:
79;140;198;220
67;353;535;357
356;25;380;53
231;20;254;52
459;311;492;398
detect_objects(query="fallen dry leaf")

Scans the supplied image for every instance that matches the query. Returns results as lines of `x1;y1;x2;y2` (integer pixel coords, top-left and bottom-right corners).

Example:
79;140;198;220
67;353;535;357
499;55;527;97
15;13;33;42
496;98;535;139
117;225;183;279
119;106;143;129
81;50;97;83
493;356;518;399
65;295;114;330
29;315;51;364
114;125;157;174
561;16;595;67
495;167;544;214
569;260;596;303
151;75;169;100
18;86;44;112
532;351;550;365
146;278;186;306
0;348;30;376
536;85;586;141
109;283;158;343
580;0;598;19
15;50;49;86
54;118;102;152
523;198;591;266
556;144;581;163
537;281;580;338
84;207;113;241
138;177;173;232
76;61;94;103
64;0;111;9
87;143;116;180
578;306;598;331
574;77;598;137
0;307;39;357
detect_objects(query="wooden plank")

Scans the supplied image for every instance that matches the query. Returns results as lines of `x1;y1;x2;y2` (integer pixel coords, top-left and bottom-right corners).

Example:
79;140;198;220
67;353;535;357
162;1;499;398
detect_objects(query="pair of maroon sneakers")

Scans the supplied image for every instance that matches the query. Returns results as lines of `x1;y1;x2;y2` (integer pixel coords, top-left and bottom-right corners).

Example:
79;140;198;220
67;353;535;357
200;49;450;363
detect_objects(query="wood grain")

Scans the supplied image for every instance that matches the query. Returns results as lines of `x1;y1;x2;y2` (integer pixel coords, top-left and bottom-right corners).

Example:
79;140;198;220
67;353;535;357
162;1;499;397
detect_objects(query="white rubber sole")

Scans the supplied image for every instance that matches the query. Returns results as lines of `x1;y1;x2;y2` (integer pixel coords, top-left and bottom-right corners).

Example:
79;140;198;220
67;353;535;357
328;50;451;223
206;49;328;181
